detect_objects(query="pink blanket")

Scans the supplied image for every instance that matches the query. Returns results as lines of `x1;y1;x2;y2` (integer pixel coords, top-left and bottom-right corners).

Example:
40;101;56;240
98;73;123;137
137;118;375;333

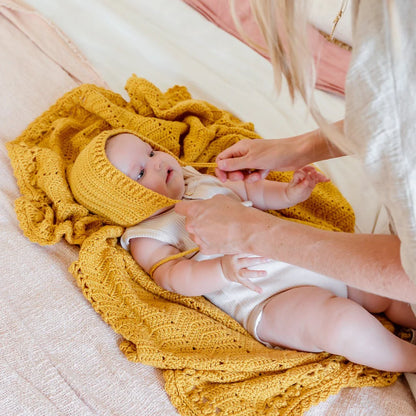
183;0;350;96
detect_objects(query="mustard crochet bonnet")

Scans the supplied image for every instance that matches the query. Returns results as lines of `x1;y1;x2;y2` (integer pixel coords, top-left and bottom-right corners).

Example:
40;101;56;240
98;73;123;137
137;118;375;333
68;128;182;227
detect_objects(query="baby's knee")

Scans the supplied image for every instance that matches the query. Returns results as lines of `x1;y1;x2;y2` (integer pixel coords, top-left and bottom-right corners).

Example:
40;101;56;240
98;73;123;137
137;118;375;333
279;287;349;350
257;286;357;352
316;296;365;351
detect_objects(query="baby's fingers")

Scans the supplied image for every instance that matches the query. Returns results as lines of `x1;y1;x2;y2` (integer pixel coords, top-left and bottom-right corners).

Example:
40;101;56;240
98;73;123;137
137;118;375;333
237;255;272;268
291;170;306;185
301;166;329;184
238;268;266;293
239;268;267;279
314;171;330;183
237;274;263;294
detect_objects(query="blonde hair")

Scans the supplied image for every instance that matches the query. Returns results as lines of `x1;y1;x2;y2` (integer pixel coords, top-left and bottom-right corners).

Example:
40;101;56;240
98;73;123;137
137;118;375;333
230;0;351;155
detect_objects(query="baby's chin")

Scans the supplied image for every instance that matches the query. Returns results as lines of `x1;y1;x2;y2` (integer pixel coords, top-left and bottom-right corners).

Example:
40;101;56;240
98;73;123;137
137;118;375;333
170;184;185;201
150;192;184;218
148;204;175;219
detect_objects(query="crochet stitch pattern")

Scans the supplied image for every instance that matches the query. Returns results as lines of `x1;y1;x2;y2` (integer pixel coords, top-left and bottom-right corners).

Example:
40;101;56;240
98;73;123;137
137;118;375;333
7;75;397;416
67;128;188;227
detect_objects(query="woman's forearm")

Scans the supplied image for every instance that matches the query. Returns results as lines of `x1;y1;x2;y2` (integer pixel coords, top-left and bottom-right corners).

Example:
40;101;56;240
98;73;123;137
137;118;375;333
248;214;416;303
175;195;416;303
294;120;345;167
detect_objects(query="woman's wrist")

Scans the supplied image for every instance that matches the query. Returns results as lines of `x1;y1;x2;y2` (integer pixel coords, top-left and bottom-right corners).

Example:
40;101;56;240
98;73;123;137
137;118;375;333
242;207;282;256
295;130;329;167
269;133;322;171
292;122;345;168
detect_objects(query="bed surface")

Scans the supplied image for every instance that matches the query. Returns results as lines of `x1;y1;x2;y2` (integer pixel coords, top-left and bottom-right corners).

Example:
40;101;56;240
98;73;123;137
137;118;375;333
1;0;416;414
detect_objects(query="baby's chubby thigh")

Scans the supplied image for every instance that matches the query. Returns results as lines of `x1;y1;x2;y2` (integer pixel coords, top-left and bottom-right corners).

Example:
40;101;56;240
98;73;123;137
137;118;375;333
256;285;351;352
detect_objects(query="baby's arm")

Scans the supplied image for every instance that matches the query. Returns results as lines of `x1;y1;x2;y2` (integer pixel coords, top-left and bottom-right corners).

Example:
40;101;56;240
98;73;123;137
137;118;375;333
225;166;329;211
130;236;266;296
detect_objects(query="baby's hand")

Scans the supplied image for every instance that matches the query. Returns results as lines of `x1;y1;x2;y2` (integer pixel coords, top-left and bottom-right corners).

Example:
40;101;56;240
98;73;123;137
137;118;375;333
220;254;269;293
286;166;329;205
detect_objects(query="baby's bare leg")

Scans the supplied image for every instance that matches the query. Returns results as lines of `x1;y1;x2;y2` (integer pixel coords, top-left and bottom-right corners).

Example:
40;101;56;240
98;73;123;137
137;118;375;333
256;286;416;372
347;287;416;328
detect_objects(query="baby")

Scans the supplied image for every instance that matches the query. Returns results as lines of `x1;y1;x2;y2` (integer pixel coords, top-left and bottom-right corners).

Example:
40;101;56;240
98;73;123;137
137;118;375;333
69;130;416;372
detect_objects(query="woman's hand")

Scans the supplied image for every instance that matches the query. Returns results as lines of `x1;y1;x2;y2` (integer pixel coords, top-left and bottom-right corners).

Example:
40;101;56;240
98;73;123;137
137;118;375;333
220;254;270;293
215;122;345;183
215;137;304;183
175;194;268;254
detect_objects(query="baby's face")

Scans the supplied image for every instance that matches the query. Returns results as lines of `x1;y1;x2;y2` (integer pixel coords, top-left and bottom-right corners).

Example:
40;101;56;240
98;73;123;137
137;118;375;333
106;133;185;200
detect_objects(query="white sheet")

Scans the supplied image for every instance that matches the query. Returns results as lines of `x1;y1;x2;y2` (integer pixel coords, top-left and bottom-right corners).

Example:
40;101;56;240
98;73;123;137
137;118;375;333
2;0;416;414
24;0;345;137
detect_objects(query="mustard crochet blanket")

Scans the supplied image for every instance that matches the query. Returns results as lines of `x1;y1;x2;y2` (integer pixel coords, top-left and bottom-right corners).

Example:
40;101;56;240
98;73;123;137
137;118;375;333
7;75;397;416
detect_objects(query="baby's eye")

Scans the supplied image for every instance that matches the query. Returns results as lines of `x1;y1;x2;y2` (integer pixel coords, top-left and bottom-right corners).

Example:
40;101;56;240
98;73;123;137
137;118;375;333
136;168;145;181
149;150;155;157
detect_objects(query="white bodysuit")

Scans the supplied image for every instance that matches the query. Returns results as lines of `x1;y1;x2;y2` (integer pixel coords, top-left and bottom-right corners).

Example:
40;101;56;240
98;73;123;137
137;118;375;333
121;166;348;344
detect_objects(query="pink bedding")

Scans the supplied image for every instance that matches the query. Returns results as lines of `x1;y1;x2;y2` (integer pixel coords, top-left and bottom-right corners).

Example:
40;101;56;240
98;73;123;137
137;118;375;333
183;0;351;96
0;0;105;140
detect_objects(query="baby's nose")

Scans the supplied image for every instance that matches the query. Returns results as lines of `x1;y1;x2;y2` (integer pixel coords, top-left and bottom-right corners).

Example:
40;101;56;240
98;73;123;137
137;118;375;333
152;155;165;171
